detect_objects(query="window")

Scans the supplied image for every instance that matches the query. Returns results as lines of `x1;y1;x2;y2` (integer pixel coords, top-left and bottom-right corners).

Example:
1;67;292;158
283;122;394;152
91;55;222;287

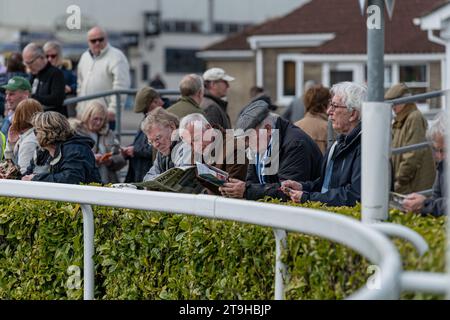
399;65;427;87
165;48;205;73
283;61;296;96
330;71;353;85
161;20;202;33
213;22;252;34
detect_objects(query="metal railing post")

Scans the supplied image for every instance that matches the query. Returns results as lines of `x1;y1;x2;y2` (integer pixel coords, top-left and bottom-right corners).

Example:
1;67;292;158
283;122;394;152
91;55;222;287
115;93;122;143
273;229;287;300
81;204;95;300
362;102;392;222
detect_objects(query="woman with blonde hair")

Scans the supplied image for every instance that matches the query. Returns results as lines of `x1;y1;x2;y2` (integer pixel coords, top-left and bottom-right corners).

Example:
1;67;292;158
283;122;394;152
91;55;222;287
21;111;101;184
71;101;126;183
7;99;43;174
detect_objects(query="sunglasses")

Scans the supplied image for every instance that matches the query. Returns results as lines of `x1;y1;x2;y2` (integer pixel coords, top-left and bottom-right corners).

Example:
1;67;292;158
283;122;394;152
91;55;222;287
46;54;58;59
89;37;105;44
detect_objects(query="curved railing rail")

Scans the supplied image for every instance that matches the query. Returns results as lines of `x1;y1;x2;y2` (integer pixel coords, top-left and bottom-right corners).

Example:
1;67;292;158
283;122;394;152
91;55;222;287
0;179;405;300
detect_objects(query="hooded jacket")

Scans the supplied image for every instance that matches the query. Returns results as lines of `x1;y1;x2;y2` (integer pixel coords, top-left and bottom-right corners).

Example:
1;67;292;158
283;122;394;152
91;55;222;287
32;134;101;184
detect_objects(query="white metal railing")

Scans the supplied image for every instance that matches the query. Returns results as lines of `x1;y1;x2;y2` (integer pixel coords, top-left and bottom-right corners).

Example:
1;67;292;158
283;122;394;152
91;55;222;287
0;179;410;300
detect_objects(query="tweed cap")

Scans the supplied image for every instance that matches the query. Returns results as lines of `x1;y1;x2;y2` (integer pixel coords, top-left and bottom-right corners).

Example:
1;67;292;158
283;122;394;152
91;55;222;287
134;87;159;113
384;83;412;100
235;100;270;136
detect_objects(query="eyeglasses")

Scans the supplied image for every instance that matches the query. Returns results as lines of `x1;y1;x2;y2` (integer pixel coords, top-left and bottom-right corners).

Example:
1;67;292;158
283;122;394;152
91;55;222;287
24;55;41;66
327;101;348;111
89;37;105;44
46;54;58;59
148;134;164;145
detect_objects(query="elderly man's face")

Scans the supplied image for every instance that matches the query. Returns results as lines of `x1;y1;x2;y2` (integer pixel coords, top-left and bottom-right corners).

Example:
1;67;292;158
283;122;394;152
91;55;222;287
210;80;229;98
146;124;175;156
5;89;30;111
327;95;354;135
182;123;213;153
23;49;46;75
248;124;272;154
88;28;107;56
432;134;446;163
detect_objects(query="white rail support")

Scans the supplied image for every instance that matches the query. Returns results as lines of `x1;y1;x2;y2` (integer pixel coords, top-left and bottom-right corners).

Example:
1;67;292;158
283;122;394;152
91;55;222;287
362;101;392;222
401;272;450;295
370;222;429;256
81;204;95;300
273;229;287;300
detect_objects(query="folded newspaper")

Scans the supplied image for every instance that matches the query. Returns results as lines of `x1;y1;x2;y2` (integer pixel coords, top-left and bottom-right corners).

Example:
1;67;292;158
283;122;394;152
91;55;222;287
389;192;407;211
130;166;205;194
195;162;229;188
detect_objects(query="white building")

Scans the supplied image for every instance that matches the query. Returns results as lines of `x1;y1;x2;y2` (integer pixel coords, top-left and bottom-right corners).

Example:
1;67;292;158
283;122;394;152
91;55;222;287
0;0;308;89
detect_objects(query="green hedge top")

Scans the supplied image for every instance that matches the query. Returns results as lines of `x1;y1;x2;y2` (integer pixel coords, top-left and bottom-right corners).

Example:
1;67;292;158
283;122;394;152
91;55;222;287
0;196;446;300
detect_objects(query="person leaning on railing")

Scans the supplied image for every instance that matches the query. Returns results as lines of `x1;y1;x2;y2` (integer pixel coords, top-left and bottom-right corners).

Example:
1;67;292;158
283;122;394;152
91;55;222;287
280;81;366;207
21;111;101;184
141;107;191;181
403;112;447;216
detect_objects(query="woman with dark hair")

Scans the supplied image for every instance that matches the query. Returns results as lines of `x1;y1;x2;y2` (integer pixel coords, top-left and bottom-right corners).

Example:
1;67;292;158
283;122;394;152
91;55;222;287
295;84;330;154
21;111;101;184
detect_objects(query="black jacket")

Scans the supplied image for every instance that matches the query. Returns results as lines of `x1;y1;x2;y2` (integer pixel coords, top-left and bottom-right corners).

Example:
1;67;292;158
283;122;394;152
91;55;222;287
300;122;362;206
422;161;446;217
31;62;67;116
202;91;232;129
245;117;323;200
32;135;101;184
125;127;155;183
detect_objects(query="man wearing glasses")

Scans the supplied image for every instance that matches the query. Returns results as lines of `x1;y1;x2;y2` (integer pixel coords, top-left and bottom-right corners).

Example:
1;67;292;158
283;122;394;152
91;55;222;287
22;43;66;116
281;81;366;207
77;26;131;129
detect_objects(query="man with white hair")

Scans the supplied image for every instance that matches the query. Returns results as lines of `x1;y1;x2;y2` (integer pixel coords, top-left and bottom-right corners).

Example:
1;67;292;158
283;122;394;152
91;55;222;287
282;81;366;207
220;99;322;200
403;112;447;216
179;113;247;194
77;26;130;128
22;43;66;116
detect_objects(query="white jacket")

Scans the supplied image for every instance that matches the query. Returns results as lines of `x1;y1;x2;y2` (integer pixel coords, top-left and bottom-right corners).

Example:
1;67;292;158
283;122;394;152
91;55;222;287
13;128;39;175
77;44;131;116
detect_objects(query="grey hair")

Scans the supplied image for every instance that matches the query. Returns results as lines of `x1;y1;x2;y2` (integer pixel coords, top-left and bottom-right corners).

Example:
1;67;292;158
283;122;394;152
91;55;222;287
427;111;447;141
43;41;62;56
331;81;367;113
179;113;210;131
258;112;279;129
23;42;45;58
179;74;204;97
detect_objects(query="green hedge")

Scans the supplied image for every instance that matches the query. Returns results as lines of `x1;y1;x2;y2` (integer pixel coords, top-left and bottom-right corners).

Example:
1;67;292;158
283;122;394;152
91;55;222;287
0;196;446;299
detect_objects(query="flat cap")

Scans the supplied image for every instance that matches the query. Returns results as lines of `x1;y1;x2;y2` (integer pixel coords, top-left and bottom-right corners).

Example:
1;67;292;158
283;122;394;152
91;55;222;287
235;100;270;134
134;87;159;113
384;83;411;100
1;76;31;92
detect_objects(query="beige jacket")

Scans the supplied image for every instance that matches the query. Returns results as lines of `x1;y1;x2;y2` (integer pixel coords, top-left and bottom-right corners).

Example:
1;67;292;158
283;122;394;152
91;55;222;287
295;112;328;154
391;104;435;194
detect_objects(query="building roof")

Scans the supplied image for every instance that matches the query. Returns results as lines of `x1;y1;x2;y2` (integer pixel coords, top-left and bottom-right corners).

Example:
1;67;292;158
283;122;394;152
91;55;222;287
203;0;446;54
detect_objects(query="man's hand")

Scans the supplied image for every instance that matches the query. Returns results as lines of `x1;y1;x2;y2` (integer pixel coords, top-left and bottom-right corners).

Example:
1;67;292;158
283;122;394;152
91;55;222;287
219;178;246;199
280;180;302;194
402;193;426;213
21;174;36;181
122;146;134;158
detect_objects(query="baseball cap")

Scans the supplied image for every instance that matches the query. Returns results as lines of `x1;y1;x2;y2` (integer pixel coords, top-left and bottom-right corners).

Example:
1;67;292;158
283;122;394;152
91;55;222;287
1;76;32;92
235;100;270;136
134;87;159;113
203;68;235;82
